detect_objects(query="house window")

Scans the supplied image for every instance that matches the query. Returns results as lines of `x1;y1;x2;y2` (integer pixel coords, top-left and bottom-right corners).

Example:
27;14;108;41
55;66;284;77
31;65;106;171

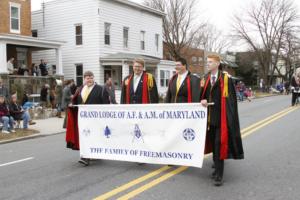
10;3;20;33
76;64;83;86
32;30;38;37
160;70;170;87
123;27;129;48
105;23;111;45
75;24;82;45
140;31;145;50
155;34;159;52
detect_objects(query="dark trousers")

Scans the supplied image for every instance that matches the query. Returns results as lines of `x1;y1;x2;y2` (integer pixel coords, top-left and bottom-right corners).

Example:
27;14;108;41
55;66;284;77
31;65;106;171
292;92;299;106
209;126;224;178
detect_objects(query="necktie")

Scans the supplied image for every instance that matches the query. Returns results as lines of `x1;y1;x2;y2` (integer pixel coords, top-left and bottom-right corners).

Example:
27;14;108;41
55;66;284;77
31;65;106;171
82;86;90;103
212;76;216;85
176;75;182;95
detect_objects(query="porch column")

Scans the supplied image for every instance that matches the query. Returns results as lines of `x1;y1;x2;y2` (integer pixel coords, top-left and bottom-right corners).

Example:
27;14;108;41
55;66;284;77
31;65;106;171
0;41;8;74
55;47;63;75
122;60;130;80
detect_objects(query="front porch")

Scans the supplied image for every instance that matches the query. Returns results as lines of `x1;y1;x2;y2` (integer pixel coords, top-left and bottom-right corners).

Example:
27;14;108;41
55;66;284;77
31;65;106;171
0;34;64;99
100;53;161;102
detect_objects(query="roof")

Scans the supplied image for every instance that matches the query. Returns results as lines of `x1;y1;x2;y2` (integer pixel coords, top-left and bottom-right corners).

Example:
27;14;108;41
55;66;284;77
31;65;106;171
0;34;65;49
32;0;165;17
221;60;239;68
109;0;165;16
100;52;161;63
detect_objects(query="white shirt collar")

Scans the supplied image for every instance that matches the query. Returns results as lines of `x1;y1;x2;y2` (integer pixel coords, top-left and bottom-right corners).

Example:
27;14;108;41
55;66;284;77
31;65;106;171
133;73;142;92
211;71;218;78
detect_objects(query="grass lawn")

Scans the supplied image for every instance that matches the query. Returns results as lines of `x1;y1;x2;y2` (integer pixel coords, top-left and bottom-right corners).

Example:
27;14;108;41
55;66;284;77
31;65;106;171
0;129;40;141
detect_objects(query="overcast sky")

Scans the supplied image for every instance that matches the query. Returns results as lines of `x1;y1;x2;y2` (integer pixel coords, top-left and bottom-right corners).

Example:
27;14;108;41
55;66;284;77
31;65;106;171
32;0;300;51
31;0;255;32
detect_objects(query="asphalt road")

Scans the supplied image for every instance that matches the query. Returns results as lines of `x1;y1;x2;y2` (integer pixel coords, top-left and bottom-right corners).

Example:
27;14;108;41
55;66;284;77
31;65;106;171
0;95;299;200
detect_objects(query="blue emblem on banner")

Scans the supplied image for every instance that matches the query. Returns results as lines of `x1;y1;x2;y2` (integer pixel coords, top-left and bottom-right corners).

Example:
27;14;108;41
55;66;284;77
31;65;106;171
183;128;195;141
132;124;144;143
104;126;111;138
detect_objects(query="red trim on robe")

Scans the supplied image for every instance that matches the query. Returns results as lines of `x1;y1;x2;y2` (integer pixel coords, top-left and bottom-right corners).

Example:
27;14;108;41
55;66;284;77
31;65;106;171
186;76;192;103
201;74;229;160
219;76;229;160
126;75;133;104
65;87;82;151
65;107;80;150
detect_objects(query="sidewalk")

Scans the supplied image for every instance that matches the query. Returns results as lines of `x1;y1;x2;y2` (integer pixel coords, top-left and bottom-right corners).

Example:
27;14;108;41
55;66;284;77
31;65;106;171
0;117;65;144
30;117;65;135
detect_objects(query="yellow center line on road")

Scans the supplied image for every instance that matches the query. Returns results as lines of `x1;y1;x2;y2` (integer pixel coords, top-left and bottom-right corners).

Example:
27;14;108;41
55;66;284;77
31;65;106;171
94;106;299;200
115;106;299;200
240;106;294;134
242;106;298;138
94;166;171;200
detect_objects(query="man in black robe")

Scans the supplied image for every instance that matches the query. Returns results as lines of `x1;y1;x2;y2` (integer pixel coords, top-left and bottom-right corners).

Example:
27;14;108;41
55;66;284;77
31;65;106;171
121;58;159;104
120;58;158;165
165;57;200;103
200;54;244;186
291;69;300;106
66;71;109;166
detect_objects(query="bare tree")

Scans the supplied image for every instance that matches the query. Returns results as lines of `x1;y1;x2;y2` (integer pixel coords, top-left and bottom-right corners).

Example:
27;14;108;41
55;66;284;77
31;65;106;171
232;0;299;86
281;31;300;80
144;0;206;60
194;23;232;54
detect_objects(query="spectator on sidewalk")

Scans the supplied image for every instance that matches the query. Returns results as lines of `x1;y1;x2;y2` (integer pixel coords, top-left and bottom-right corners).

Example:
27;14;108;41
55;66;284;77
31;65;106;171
70;79;77;95
50;87;56;109
7;57;17;75
244;88;252;102
0;79;9;100
32;64;40;76
21;92;36;110
0;95;15;134
22;92;29;107
55;80;63;118
39;59;48;76
104;77;117;104
9;94;36;129
259;79;264;93
40;84;50;107
62;80;73;128
284;81;290;95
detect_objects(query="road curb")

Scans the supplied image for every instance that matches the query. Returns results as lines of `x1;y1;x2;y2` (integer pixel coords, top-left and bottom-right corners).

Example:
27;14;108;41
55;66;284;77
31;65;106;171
0;131;65;145
254;94;281;99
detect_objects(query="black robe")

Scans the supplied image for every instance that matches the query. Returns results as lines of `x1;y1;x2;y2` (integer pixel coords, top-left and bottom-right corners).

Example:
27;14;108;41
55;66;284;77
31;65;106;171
66;84;109;150
200;71;244;160
120;72;159;104
165;71;200;103
73;84;110;105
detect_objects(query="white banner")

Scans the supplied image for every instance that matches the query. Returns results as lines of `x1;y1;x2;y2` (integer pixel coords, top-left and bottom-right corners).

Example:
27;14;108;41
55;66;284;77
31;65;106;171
78;103;207;168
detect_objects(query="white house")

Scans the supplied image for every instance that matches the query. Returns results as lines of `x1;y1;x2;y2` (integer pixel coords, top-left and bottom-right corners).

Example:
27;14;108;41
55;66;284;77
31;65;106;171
31;0;175;101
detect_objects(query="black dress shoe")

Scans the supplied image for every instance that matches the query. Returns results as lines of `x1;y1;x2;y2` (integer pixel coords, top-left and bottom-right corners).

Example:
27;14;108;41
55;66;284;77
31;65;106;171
78;158;90;166
214;176;223;186
137;163;145;165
